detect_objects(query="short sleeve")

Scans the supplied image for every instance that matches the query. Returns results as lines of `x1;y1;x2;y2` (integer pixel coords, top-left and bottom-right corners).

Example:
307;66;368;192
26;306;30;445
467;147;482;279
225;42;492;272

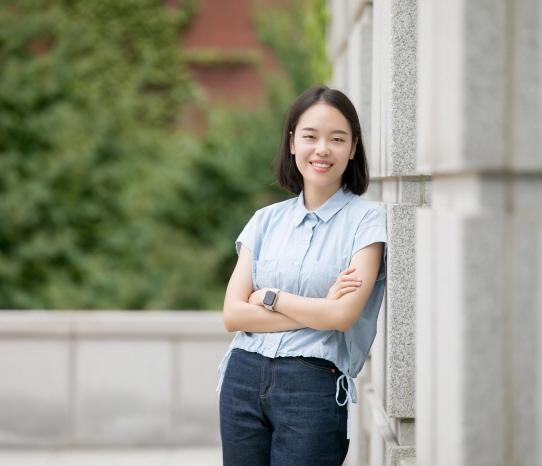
352;206;388;280
235;209;261;257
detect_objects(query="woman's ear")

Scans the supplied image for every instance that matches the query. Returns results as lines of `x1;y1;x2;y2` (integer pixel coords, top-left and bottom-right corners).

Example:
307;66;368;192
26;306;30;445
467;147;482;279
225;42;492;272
349;137;358;159
289;130;295;155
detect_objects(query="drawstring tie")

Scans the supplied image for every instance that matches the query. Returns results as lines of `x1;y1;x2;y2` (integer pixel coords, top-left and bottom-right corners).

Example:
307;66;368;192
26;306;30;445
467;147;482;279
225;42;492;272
218;350;357;440
335;373;358;439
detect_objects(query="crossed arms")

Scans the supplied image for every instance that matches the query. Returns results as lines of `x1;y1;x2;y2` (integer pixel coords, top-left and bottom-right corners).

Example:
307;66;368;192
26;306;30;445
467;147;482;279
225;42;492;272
222;242;384;333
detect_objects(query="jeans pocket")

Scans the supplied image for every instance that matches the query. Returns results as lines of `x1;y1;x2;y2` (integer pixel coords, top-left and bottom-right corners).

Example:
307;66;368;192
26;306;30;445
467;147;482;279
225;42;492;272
293;356;338;374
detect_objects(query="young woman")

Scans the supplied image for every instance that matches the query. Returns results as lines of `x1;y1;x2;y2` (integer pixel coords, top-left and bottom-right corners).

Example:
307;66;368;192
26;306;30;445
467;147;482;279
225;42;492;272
217;86;387;466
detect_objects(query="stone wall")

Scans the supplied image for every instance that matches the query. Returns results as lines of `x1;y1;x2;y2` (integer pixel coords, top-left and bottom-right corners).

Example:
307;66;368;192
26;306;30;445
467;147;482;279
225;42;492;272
0;311;230;448
329;0;541;465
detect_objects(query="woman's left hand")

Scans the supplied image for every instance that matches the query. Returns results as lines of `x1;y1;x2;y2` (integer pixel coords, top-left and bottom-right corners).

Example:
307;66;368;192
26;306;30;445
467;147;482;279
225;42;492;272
248;288;267;307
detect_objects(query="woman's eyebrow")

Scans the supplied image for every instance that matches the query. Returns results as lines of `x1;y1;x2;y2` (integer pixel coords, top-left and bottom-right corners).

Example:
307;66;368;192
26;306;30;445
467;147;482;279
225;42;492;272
300;127;349;135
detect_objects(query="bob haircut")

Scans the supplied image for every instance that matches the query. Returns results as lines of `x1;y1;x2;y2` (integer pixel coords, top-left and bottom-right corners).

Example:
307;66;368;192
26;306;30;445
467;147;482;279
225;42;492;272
276;85;369;196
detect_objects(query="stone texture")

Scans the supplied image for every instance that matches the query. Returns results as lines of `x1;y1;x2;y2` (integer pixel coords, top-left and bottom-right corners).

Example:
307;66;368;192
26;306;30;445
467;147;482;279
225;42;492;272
389;0;417;176
76;340;172;445
360;6;373;163
414;208;435;466
398;459;416;466
365;179;383;201
462;0;507;170
344;373;370;466
347;18;363;114
511;0;542;170
386;205;416;417
371;298;387;409
506;193;542;466
0;341;70;445
417;0;507;172
175;340;230;446
431;212;507;466
393;418;415;446
461;216;507;466
415;0;436;175
370;0;389;178
387;446;416;466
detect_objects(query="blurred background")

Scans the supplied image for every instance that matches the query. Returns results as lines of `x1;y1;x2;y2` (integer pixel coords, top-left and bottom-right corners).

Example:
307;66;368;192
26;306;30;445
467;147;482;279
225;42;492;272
1;1;541;465
0;0;329;311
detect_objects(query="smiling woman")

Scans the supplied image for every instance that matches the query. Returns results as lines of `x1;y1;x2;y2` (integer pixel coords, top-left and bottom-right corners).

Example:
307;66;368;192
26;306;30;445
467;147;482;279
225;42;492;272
217;86;387;466
289;103;357;209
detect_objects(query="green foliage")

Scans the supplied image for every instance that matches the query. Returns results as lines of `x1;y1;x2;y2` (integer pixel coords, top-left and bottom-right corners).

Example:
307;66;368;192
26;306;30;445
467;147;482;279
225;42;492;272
165;86;292;290
0;0;330;310
0;0;202;309
254;0;331;93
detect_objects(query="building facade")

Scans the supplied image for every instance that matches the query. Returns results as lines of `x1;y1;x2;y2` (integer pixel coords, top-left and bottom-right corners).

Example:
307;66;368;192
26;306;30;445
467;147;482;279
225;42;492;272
328;1;542;465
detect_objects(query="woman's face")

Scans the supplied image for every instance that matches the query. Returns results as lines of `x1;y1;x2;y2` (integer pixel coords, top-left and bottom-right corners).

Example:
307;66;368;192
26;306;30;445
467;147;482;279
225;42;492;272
290;103;356;194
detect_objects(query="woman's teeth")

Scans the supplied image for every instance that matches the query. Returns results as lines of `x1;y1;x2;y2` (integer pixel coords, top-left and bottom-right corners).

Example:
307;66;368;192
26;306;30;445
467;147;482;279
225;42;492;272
311;162;331;168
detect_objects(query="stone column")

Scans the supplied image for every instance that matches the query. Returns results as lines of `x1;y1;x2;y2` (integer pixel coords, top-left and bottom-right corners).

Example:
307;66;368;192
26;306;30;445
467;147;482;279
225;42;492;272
416;1;542;466
329;1;419;465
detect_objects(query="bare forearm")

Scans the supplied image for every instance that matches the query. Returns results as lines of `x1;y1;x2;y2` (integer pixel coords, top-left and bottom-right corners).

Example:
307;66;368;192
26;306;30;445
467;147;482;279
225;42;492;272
274;291;343;331
223;300;306;333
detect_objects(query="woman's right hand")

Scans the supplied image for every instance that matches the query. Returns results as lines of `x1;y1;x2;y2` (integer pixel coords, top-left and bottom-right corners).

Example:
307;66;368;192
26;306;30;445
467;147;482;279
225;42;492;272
326;266;363;300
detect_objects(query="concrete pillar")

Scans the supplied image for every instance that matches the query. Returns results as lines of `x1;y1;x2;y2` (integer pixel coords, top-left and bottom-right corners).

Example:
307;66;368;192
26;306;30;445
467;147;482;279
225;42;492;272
416;1;542;466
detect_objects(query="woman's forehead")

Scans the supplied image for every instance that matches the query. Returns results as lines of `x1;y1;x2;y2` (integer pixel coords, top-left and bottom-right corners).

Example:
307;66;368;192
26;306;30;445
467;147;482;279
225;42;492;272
296;103;350;132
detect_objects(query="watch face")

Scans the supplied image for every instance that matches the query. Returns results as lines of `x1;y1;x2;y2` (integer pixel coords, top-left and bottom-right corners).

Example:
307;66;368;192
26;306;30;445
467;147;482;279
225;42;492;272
263;291;276;307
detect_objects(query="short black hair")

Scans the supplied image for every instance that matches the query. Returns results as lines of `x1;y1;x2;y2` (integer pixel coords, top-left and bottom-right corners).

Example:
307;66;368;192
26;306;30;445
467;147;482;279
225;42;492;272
276;85;369;195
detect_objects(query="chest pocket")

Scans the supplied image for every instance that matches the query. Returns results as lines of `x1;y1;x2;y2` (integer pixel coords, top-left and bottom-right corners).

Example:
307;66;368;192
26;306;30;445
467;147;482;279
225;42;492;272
301;261;342;298
253;258;301;293
254;258;346;297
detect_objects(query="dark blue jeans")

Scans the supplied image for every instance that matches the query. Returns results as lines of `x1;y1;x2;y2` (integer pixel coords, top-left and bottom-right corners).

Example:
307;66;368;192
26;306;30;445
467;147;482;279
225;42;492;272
219;348;349;466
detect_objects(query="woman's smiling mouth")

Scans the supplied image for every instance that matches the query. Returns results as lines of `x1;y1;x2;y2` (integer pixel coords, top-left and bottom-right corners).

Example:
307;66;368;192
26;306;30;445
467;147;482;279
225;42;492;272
310;161;333;172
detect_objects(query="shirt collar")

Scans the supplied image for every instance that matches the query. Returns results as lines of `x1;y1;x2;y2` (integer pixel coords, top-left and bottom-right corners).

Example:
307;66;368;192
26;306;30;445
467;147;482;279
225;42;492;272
293;187;355;226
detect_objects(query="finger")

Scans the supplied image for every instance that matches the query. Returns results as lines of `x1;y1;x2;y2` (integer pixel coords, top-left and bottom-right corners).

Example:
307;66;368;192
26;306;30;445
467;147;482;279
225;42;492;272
337;277;363;284
339;266;356;276
338;280;362;288
337;286;359;297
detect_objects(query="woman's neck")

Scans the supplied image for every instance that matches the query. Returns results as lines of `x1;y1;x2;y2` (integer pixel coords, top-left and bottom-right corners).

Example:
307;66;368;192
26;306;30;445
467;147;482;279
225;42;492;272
303;184;341;212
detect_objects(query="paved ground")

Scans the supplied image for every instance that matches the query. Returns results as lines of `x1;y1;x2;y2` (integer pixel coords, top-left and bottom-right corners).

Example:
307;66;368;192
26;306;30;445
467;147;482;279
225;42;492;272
0;447;222;466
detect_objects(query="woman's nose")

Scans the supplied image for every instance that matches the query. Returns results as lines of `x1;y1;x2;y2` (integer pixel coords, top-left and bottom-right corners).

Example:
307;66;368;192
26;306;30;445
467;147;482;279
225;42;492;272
316;139;329;156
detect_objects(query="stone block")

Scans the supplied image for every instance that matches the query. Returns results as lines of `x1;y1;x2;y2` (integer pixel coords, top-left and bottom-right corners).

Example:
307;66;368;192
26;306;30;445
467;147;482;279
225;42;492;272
386;205;416;417
365;179;383;201
506;204;542;466
360;6;373;163
398;459;416;466
388;0;417;176
0;340;70;445
371;0;418;176
511;0;542;170
347;17;363;115
433;212;507;466
371;297;387;408
538;223;542;463
387;446;416;466
415;208;435;466
417;0;507;172
369;0;389;179
76;340;171;445
175;339;231;446
392;418;415;446
416;0;436;175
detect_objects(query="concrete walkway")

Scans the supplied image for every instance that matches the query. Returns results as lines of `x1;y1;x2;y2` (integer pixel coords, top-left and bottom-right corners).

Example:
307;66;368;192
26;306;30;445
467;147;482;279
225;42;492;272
0;447;222;466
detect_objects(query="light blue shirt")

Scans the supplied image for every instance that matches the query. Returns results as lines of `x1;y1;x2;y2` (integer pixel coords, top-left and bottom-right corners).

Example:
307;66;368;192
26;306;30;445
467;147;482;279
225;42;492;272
217;187;387;438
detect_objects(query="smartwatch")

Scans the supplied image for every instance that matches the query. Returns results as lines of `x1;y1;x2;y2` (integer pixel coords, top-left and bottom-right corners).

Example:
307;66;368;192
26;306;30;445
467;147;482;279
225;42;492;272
263;288;280;311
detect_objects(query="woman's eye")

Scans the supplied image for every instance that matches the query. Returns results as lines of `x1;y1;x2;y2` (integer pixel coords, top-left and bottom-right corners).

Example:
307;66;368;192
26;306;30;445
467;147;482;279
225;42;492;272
332;138;345;143
302;135;316;140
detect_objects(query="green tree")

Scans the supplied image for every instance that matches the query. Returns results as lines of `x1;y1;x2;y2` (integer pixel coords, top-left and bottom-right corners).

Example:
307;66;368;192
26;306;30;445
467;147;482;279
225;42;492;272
0;0;201;309
0;0;330;310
